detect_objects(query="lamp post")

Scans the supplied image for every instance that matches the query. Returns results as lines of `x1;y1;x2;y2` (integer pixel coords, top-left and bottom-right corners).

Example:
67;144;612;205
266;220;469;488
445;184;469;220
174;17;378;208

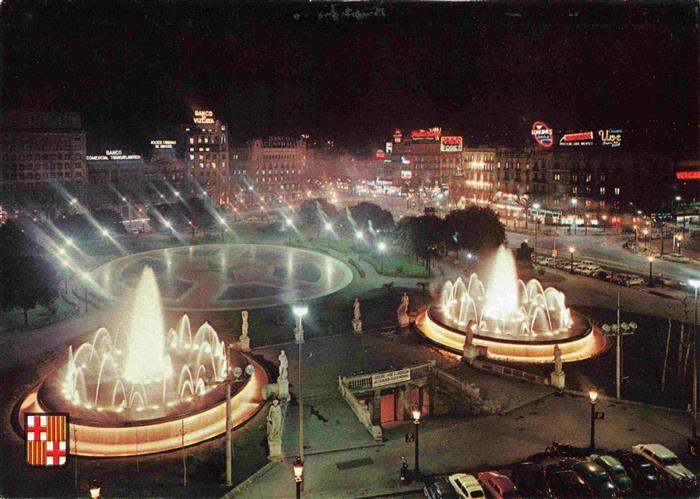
601;295;638;399
584;214;589;236
589;390;598;450
569;246;575;274
690;279;700;437
286;218;294;245
675;233;683;255
412;408;421;477
533;203;541;254
571;198;578;235
647;256;655;287
377;241;387;273
642;228;649;250
81;272;89;313
293;458;304;499
164;220;173;236
292;303;308;473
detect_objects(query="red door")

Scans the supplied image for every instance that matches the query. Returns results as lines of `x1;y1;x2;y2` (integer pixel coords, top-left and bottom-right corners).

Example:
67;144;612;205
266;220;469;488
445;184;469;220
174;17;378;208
380;393;396;424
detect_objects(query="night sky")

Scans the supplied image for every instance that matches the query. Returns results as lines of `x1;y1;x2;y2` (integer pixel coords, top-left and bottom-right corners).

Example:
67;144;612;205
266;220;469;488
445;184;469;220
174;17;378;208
1;1;697;155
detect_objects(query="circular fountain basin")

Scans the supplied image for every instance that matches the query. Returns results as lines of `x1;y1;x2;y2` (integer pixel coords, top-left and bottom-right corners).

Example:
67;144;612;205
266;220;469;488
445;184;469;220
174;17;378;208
416;307;606;363
90;243;354;312
17;349;267;457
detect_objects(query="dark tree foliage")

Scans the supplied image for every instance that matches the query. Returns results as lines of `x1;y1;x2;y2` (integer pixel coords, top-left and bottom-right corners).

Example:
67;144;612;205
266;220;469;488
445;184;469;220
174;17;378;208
348;202;394;233
516;241;534;262
444;206;505;252
396;215;446;271
0;220;59;325
297;198;338;229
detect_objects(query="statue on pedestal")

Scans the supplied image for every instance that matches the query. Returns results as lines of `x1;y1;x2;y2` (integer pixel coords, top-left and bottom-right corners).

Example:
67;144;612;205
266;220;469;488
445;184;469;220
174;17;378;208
550;344;565;390
266;399;282;439
397;292;410;327
239;310;251;352
352;297;363;333
278;350;288;382
462;321;478;362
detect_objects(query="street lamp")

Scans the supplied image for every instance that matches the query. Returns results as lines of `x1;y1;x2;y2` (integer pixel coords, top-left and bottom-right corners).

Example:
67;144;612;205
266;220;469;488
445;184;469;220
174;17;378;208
601;296;638;399
647;256;655;287
568;246;575;274
89;479;101;499
690;279;700;437
675;233;683;254
292;302;308;470
533;203;541;253
324;222;333;247
642;228;649;250
285;218;294;245
377;241;387;273
81;271;90;313
293;458;304;499
571;198;578;235
412;408;421;477
589;390;598;450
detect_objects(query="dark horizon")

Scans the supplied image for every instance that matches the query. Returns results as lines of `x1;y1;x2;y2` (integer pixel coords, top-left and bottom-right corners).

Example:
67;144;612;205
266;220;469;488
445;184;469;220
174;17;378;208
1;1;697;156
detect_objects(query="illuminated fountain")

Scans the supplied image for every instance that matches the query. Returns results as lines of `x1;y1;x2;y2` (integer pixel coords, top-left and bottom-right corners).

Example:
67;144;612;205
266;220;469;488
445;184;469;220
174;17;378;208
17;266;267;457
416;246;606;363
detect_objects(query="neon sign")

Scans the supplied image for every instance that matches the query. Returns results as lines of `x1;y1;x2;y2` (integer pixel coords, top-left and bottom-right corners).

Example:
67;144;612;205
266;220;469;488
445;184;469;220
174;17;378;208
87;150;142;161
375;150;385;158
598;129;622;147
401;170;412;180
531;121;553;148
559;131;593;147
385;142;393;154
440;136;463;152
193;110;214;124
393;129;402;143
401;156;411;165
411;127;442;141
676;171;700;180
150;140;176;149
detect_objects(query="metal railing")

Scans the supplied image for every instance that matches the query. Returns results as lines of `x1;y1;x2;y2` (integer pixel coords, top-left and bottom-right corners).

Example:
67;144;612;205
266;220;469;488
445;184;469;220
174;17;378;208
339;361;436;392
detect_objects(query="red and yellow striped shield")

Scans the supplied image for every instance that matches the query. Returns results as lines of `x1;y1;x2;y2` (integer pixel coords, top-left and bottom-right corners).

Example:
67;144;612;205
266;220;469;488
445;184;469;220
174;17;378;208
25;413;69;467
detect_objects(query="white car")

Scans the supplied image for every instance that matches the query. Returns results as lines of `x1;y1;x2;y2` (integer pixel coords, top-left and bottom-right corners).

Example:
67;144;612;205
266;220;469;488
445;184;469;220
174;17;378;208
624;276;645;287
632;443;697;488
448;473;485;499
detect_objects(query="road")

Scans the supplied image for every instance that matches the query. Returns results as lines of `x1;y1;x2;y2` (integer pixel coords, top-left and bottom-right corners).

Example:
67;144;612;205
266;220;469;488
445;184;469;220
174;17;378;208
506;230;700;284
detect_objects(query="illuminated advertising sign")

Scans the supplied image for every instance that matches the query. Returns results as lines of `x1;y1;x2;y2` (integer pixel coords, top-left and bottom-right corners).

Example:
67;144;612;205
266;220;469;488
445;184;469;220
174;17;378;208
559;131;594;147
598;129;622;147
401;156;411;165
150;140;177;149
440;136;463;152
262;136;294;148
531;121;553;147
411;127;442;141
86;150;142;161
393;129;402;143
676;171;700;180
193;109;214;124
375;150;385;158
401;170;412;180
385;141;393;154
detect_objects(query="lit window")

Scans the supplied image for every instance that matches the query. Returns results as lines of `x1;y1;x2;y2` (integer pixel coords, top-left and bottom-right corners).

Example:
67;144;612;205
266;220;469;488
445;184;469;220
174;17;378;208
614;187;620;195
189;138;194;144
600;187;606;195
189;155;194;160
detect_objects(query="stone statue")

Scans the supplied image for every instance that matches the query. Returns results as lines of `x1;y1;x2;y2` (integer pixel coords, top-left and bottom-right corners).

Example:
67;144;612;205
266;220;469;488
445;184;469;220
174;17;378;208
241;310;249;339
397;292;410;327
266;399;282;440
278;350;288;382
550;344;565;390
553;344;563;374
462;320;477;362
352;297;363;333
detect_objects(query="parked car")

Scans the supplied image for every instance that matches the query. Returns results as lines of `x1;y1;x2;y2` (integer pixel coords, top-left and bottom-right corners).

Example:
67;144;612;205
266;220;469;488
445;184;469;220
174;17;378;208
448;473;485;499
476;471;520;499
581;265;601;277
632;443;697;490
546;470;593;498
424;476;460;499
508;462;551;498
545;457;583;474
616;451;666;496
573;460;618;498
624;276;644;287
662;253;690;263
591;454;633;495
593;269;613;281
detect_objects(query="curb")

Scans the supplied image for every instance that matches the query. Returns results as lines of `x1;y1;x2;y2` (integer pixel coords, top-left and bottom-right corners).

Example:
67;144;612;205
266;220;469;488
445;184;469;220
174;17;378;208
561;387;689;414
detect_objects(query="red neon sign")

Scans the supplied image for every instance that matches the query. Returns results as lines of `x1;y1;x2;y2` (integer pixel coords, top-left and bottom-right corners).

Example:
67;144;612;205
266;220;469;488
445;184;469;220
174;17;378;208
561;131;593;142
676;171;700;180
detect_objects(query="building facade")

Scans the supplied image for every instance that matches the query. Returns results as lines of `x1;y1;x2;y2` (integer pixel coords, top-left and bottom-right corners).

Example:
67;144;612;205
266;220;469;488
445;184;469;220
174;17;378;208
246;136;308;204
86;150;144;184
0;111;86;189
146;140;186;183
184;110;229;205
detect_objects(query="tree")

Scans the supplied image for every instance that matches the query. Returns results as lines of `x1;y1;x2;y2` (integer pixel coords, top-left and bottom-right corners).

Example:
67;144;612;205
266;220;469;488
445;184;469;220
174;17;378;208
396;215;447;272
444;206;505;253
0;220;59;325
348;202;394;235
297;198;338;229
